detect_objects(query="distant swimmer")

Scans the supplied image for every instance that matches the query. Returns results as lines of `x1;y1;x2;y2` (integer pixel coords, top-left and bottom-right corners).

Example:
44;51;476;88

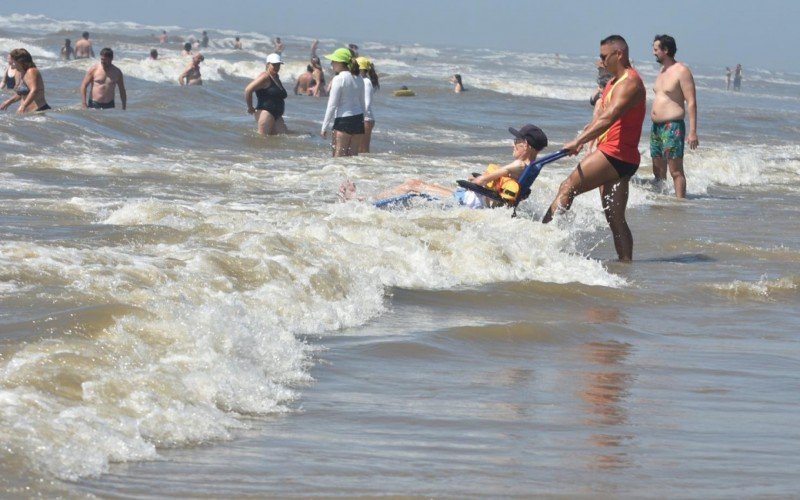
1;53;18;91
200;31;209;48
357;57;379;153
245;53;289;136
348;44;359;58
590;60;613;106
321;48;365;157
81;48;127;110
178;54;204;86
273;37;284;55
61;39;74;60
341;124;548;207
182;42;193;56
543;35;646;262
159;30;168;44
650;34;698;198
0;48;50;113
294;65;314;95
733;63;742;91
74;31;95;59
309;56;327;97
234;36;242;50
725;66;732;91
149;49;158;60
450;74;465;93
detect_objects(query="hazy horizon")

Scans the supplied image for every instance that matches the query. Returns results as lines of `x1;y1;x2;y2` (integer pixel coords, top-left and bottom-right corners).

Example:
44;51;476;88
1;0;798;73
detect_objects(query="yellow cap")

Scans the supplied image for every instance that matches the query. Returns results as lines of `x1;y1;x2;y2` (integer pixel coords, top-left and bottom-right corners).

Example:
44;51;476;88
356;56;371;70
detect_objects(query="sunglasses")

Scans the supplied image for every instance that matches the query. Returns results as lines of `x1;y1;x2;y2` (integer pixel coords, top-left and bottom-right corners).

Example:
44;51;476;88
599;50;619;62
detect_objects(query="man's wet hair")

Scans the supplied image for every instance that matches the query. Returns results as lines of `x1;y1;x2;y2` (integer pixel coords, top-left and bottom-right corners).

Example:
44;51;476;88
100;47;113;58
654;34;677;58
82;31;90;39
184;42;192;51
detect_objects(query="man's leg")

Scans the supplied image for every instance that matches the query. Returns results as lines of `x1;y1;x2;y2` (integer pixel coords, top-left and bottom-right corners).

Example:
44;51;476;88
543;150;620;223
599;178;633;261
667;157;686;198
374;179;453;200
652;157;668;182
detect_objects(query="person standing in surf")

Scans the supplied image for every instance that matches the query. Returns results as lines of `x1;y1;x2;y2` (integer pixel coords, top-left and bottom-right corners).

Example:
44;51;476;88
0;48;50;113
650;34;698;198
543;35;646;262
245;53;289;135
80;48;127;110
321;48;365;157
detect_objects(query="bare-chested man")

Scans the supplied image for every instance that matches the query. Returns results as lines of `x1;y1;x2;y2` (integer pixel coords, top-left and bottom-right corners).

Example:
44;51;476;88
294;65;314;95
179;54;204;86
650;34;698;198
75;32;95;59
273;37;284;55
543;35;646;261
80;48;126;110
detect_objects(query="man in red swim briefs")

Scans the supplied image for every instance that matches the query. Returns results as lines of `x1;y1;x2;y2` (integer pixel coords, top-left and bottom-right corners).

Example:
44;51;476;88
543;34;646;262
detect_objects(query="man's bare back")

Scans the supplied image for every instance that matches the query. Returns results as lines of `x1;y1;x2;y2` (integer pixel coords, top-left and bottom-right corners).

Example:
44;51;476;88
75;39;94;59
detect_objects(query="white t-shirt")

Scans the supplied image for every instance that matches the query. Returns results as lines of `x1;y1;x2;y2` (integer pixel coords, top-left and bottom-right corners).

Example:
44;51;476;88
363;77;375;122
321;72;366;133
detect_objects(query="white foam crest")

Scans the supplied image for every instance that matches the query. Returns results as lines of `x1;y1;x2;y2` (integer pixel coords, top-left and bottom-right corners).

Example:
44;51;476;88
655;143;800;195
0;13;176;38
0;232;330;478
707;275;799;300
322;202;624;289
0;37;58;59
468;75;592;100
398;45;440;58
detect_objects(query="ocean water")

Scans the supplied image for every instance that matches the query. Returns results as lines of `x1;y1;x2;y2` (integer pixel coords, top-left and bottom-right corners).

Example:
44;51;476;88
1;13;799;497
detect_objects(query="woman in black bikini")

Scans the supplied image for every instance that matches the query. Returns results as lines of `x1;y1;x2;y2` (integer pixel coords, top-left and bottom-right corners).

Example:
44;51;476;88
0;48;50;113
244;53;288;136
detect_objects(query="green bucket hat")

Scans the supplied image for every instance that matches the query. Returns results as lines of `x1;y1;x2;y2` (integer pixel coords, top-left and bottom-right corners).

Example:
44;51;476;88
324;47;352;63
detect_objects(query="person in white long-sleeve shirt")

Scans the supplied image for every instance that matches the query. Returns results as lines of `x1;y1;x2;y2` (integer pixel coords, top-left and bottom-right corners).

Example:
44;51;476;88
356;56;379;154
321;48;365;157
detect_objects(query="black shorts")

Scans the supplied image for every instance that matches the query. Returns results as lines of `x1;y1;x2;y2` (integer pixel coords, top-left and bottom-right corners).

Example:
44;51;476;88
88;99;115;109
333;114;365;135
36;103;51;111
601;151;639;179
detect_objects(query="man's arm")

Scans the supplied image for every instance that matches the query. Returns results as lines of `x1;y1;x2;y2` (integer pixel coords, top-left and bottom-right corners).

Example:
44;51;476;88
178;65;189;85
472;160;525;186
117;70;127;110
80;66;94;108
680;66;698;149
564;76;644;153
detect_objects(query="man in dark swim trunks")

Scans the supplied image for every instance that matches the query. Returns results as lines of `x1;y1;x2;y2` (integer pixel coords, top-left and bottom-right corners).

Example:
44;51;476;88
80;48;127;110
543;35;646;261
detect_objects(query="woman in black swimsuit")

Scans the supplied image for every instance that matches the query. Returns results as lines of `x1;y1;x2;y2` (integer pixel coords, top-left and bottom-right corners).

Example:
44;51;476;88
1;53;18;91
244;53;288;136
0;48;50;113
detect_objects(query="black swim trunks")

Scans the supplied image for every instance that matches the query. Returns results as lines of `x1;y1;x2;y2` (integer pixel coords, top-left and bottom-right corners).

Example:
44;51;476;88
88;99;115;109
36;103;51;111
601;151;639;179
333;114;365;135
